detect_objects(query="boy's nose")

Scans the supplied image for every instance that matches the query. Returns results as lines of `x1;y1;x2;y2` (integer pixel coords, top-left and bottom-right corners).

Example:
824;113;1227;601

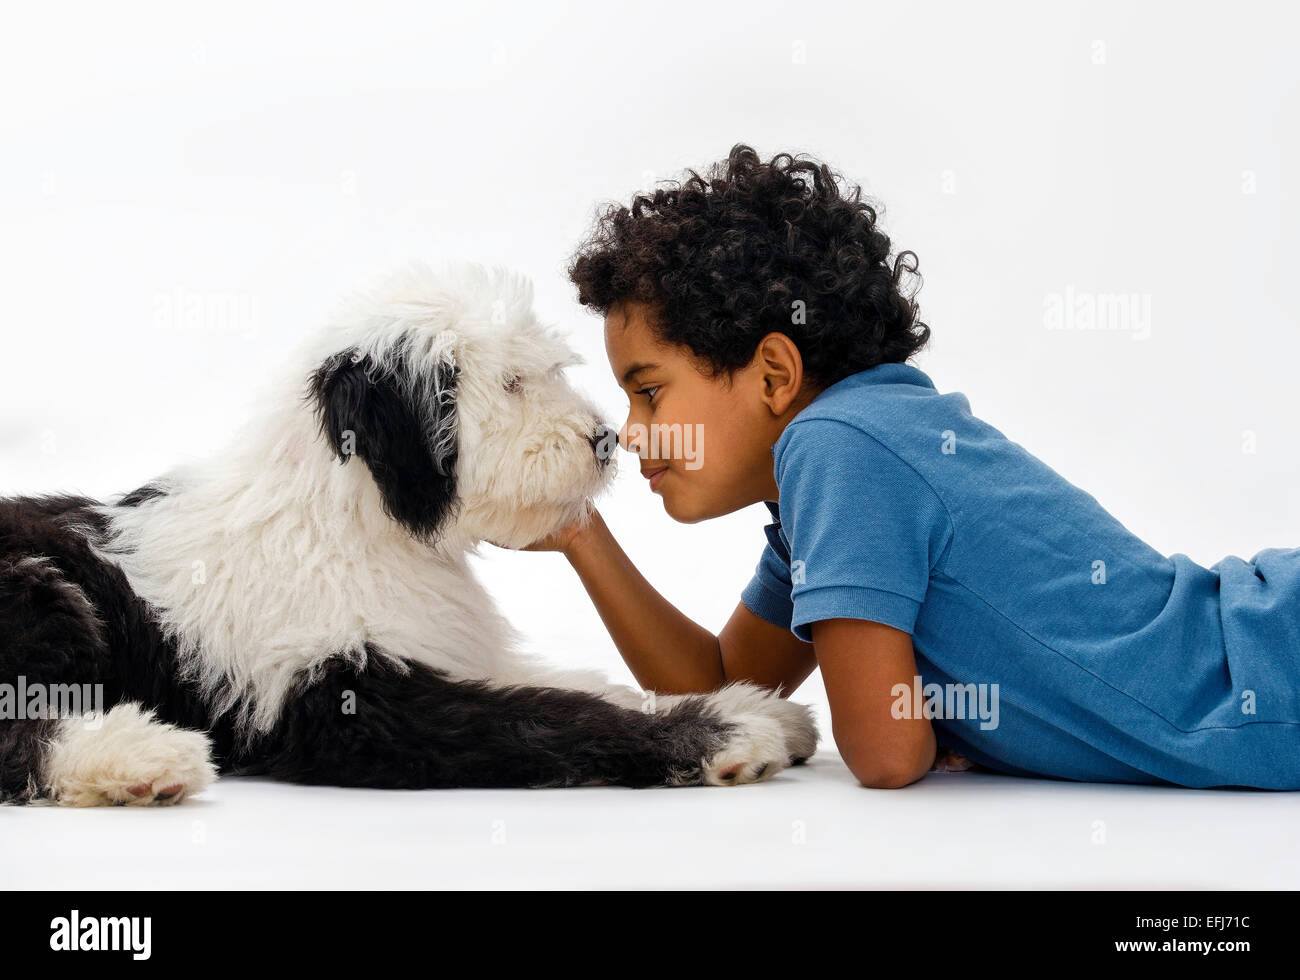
619;418;655;458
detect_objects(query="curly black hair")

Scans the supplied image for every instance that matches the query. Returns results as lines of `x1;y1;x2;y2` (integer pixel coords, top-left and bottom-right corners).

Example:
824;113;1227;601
567;144;931;392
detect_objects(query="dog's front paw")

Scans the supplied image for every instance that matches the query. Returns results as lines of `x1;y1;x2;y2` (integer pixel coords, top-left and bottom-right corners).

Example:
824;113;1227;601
701;714;789;786
695;681;820;785
705;681;819;765
764;693;820;766
45;703;218;807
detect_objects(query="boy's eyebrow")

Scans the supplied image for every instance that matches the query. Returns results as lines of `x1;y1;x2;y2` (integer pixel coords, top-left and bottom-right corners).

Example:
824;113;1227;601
621;362;659;384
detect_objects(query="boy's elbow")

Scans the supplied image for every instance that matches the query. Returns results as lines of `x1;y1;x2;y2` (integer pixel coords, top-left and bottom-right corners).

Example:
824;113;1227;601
853;765;925;789
841;745;930;789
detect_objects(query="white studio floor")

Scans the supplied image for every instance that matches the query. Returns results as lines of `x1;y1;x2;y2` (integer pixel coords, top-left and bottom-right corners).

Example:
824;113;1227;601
5;712;1299;891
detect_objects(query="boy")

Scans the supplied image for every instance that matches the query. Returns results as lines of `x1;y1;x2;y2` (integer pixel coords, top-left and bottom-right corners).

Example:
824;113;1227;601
507;144;1300;791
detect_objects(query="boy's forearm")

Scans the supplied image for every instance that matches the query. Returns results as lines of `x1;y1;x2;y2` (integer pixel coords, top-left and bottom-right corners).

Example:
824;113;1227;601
562;511;727;694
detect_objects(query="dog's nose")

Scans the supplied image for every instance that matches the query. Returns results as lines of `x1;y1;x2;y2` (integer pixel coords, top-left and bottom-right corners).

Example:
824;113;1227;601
589;424;618;466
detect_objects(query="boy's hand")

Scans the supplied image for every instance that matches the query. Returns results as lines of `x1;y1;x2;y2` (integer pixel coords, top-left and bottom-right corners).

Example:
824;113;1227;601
489;504;597;554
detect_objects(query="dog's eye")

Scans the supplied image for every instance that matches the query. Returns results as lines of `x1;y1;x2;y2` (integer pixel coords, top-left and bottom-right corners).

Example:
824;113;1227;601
504;373;523;393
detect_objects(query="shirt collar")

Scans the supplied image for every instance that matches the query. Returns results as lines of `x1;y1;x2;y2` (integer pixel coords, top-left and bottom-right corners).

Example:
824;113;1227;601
766;360;935;470
763;362;935;519
813;360;936;398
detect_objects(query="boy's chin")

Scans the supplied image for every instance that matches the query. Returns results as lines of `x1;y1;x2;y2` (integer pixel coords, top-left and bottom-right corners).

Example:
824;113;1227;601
660;487;723;524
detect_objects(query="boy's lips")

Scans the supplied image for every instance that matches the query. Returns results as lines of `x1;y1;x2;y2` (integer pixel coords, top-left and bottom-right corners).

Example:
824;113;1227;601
641;466;668;491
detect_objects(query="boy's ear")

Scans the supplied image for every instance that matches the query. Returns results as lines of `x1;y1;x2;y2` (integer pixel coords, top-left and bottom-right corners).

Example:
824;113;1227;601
754;332;806;416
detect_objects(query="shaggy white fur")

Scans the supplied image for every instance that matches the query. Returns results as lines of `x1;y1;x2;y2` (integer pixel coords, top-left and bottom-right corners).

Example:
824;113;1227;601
88;261;614;737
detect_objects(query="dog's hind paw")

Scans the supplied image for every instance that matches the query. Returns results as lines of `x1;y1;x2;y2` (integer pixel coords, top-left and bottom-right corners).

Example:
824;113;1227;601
930;746;976;772
45;703;218;807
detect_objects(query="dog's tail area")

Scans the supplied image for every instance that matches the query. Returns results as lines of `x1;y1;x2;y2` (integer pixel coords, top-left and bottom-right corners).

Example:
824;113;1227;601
246;649;739;789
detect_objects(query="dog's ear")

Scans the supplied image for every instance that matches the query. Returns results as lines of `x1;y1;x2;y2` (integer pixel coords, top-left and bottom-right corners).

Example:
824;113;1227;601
307;337;459;541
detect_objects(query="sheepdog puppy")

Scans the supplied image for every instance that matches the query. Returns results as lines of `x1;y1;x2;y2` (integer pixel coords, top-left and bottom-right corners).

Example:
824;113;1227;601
0;260;818;806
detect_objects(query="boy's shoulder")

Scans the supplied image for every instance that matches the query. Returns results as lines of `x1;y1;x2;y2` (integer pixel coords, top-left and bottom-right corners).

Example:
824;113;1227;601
775;361;972;463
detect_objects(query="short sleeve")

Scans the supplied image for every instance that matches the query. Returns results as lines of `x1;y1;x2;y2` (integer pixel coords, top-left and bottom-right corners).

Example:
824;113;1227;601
775;417;953;642
739;512;795;629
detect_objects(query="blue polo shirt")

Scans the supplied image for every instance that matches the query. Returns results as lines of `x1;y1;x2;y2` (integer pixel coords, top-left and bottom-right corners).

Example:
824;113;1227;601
741;361;1300;789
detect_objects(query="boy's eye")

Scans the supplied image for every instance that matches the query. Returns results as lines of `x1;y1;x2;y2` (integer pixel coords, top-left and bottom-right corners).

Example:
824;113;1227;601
635;385;660;403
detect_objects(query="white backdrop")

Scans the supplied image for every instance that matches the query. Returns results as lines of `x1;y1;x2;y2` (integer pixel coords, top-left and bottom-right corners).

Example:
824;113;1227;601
2;0;1297;705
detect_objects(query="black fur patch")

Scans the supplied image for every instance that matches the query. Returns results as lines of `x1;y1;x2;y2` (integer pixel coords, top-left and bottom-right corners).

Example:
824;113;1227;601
254;649;734;789
0;719;58;803
306;339;459;542
117;483;168;507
